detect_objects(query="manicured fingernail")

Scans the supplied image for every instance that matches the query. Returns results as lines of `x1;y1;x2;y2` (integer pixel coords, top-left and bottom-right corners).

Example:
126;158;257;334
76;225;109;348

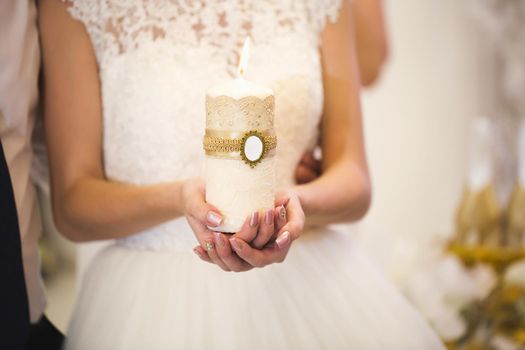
193;248;204;259
229;238;242;251
279;205;286;221
265;209;274;225
276;231;290;249
207;211;222;227
203;241;214;252
250;212;259;227
214;231;225;248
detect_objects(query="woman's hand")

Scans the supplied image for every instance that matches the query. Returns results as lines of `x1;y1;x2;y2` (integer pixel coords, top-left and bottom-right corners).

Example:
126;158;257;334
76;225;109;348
194;189;305;270
182;178;259;272
231;190;305;268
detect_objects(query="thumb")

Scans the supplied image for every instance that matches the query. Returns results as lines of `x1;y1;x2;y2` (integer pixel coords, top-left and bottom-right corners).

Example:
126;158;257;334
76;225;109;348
189;196;223;228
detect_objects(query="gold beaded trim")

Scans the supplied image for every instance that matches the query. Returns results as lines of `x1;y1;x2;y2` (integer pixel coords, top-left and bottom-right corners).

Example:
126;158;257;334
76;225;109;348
203;136;243;153
203;130;277;167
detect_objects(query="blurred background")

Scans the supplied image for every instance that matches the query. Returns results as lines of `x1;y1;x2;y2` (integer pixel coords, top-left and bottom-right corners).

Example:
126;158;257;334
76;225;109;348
39;1;525;349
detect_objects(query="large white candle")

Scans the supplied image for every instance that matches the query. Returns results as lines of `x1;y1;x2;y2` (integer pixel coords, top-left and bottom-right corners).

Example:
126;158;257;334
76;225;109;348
204;38;276;232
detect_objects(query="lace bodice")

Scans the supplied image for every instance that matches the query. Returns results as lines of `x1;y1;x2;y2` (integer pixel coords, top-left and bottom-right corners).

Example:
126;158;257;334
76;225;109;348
67;0;343;251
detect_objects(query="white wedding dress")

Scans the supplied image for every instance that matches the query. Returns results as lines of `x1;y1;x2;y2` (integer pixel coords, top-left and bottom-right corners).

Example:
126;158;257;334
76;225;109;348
64;1;444;349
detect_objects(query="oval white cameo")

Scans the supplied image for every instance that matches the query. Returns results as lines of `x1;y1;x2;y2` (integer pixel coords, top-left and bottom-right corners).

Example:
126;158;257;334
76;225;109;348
241;131;266;167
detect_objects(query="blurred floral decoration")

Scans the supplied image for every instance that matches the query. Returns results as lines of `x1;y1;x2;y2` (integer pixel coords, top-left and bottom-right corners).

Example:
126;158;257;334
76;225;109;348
399;117;525;350
446;116;525;350
467;0;525;118
359;1;525;341
424;2;525;348
467;0;525;206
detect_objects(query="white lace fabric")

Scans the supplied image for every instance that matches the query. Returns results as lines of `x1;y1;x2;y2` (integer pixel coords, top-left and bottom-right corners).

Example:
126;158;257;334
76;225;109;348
67;0;342;71
65;0;343;251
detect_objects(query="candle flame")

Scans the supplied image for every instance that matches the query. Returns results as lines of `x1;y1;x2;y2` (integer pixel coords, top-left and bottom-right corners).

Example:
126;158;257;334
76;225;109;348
237;37;251;78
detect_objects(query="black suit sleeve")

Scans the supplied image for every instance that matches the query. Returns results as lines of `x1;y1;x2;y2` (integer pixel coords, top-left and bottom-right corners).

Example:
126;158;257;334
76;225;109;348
0;138;30;350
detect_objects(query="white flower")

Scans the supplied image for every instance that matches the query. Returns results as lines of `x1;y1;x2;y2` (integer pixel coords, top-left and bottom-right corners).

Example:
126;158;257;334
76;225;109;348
403;255;496;341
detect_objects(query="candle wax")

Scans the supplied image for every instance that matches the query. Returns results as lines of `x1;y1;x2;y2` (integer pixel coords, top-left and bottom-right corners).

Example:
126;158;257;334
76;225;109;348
207;78;273;100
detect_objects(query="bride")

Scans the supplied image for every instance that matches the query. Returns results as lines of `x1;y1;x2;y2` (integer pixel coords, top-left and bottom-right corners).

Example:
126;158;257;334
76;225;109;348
39;0;444;348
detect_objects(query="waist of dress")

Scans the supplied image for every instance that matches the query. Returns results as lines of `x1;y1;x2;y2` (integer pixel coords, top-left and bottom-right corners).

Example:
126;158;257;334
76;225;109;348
116;218;198;252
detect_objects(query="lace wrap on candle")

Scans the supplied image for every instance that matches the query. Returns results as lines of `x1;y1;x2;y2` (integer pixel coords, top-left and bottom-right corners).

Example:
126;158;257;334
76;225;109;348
205;95;275;131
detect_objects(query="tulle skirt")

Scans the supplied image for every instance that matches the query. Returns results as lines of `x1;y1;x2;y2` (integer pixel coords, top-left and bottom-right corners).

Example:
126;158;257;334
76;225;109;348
65;226;444;349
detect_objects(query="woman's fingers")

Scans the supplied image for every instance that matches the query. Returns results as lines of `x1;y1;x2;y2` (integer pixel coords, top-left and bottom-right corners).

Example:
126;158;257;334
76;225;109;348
186;215;211;245
275;204;287;233
190;199;223;228
204;237;231;271
184;178;254;272
229;231;292;268
274;194;290;208
209;213;259;272
193;234;252;272
187;216;230;271
275;194;305;244
184;179;223;228
262;205;287;245
232;211;259;243
193;246;212;263
231;192;304;268
183;179;232;271
212;232;253;272
251;208;274;249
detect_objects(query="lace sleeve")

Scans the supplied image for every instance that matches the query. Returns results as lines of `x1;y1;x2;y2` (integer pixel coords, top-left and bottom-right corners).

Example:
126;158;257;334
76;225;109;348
66;0;99;27
63;0;113;66
324;0;345;23
306;0;344;35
